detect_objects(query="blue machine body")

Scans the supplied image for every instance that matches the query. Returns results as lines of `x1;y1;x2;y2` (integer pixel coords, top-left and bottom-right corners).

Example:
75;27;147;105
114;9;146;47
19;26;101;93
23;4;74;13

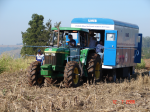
71;18;142;68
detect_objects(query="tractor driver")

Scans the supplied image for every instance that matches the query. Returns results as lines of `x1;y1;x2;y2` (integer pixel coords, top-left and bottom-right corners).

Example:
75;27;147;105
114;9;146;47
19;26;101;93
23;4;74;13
36;49;45;65
66;35;76;47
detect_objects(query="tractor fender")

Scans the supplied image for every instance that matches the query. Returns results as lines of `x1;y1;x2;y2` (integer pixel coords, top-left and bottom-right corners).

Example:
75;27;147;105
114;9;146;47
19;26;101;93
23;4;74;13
80;48;96;65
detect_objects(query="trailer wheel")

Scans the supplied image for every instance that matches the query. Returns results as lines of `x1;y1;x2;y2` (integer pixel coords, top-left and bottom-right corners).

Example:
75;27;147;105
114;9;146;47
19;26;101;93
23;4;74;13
127;69;131;81
108;70;116;82
113;71;117;82
87;53;102;84
44;77;57;87
27;61;44;86
64;61;81;87
112;70;116;82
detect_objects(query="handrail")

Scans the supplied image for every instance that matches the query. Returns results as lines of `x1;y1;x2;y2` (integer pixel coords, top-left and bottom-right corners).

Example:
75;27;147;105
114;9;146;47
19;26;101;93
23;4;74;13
24;46;52;47
67;54;85;62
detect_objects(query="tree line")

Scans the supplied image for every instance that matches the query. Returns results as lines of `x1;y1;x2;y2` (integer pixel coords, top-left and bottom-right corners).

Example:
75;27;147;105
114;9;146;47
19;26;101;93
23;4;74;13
142;36;150;48
142;36;150;59
21;14;61;56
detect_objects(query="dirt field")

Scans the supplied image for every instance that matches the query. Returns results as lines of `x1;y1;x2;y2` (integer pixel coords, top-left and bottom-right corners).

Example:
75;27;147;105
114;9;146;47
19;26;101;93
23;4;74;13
0;70;150;112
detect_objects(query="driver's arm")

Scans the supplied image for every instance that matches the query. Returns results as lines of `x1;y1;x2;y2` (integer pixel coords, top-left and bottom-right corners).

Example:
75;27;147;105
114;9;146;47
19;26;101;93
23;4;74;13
69;42;75;47
66;41;75;47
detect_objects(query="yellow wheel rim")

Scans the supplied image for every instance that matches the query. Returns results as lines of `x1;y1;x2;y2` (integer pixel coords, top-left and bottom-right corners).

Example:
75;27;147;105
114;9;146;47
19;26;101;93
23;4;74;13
73;67;79;84
37;78;43;84
95;62;100;80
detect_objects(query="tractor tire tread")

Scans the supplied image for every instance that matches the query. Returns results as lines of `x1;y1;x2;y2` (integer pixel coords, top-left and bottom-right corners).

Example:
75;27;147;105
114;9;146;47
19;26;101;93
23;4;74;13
27;61;42;86
64;61;80;88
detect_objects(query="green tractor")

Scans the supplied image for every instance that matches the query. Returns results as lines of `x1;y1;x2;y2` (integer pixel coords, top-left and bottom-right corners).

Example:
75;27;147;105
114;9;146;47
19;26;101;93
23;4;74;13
27;27;102;87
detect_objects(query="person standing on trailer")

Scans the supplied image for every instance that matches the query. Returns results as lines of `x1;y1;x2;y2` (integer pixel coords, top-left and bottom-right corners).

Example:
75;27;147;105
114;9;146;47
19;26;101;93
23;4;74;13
36;49;45;65
96;40;104;53
96;40;104;59
88;31;97;48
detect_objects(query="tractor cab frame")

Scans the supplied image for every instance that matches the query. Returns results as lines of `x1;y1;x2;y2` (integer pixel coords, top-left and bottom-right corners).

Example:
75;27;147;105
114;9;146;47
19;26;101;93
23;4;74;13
51;27;89;48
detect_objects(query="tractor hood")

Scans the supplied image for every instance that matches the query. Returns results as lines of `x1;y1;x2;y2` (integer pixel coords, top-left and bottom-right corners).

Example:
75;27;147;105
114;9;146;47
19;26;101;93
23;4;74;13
44;48;69;54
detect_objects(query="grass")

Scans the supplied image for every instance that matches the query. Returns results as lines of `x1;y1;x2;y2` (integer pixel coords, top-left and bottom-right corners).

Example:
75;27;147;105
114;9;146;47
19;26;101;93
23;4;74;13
136;59;146;69
0;54;147;74
0;54;34;74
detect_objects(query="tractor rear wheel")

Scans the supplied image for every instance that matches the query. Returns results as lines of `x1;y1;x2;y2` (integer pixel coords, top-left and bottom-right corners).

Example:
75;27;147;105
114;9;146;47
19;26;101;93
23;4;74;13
64;61;81;87
27;61;44;86
87;53;102;84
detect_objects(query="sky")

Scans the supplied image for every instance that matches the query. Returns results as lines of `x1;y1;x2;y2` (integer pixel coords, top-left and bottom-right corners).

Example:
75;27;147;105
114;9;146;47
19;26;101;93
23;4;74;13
0;0;150;45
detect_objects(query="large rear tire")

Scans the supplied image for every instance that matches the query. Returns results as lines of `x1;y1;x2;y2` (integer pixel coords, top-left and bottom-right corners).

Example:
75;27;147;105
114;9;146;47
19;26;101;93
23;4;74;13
87;53;102;84
27;61;44;86
64;61;81;87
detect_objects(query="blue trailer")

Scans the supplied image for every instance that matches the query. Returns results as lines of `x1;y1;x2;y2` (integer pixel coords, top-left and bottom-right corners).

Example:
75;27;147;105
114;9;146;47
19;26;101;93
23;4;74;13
71;18;142;81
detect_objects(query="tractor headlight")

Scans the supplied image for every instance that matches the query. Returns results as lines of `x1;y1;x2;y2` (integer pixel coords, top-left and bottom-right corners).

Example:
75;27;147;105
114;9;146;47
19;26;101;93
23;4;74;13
77;43;80;46
51;53;55;56
45;53;50;56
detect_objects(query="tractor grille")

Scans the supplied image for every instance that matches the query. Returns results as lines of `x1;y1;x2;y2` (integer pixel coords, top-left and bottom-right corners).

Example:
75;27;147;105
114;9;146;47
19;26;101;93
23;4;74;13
45;55;57;65
45;53;63;66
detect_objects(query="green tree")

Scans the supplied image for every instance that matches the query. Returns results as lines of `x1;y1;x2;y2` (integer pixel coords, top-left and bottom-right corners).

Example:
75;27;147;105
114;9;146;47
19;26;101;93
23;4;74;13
21;14;52;56
39;19;53;43
54;22;61;47
142;36;150;59
53;22;64;45
142;36;150;48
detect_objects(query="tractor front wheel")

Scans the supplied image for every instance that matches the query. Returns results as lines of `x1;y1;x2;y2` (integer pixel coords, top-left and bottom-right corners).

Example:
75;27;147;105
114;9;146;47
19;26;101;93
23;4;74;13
64;61;81;87
27;61;44;86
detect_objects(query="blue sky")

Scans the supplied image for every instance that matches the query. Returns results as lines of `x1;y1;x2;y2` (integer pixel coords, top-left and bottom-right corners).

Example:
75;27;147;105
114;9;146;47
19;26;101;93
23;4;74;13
0;0;150;45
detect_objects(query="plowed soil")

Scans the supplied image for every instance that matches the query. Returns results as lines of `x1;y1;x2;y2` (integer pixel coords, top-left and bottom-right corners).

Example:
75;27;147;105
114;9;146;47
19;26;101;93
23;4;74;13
0;70;150;112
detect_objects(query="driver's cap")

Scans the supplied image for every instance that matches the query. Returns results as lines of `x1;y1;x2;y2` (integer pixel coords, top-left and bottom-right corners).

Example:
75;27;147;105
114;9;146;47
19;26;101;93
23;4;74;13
37;49;41;53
